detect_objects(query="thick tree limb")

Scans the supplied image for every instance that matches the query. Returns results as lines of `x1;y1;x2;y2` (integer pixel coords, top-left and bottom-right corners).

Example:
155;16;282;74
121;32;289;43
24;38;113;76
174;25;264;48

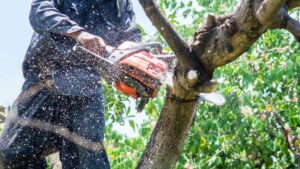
192;0;263;71
287;0;300;9
138;0;190;65
256;0;287;25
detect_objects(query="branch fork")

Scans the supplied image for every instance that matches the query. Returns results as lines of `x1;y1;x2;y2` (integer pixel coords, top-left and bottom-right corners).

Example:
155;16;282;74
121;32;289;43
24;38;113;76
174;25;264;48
135;0;300;168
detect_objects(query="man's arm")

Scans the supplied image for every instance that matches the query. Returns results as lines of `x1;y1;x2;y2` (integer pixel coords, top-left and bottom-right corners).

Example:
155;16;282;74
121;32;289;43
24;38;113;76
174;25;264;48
30;0;83;36
30;0;106;54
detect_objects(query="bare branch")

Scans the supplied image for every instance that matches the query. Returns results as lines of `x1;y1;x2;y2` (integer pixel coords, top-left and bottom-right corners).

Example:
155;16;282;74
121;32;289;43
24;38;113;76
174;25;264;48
287;0;300;9
256;0;287;25
138;0;190;64
286;16;300;41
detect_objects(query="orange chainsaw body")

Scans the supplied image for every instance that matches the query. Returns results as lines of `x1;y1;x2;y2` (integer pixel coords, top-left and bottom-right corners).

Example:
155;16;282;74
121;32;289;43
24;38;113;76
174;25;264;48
113;42;168;99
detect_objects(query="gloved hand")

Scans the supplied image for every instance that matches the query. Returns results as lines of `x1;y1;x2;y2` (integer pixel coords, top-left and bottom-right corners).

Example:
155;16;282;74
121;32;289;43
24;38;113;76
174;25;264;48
69;31;106;56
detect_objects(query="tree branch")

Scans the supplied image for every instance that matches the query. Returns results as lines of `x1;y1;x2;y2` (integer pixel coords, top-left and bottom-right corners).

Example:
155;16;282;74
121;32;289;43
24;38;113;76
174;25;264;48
192;0;263;71
286;16;300;41
138;0;190;65
287;0;300;9
135;0;299;168
256;0;287;25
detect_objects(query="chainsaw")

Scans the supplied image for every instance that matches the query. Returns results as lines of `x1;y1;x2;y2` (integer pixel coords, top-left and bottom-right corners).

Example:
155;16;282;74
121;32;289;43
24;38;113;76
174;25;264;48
72;41;225;112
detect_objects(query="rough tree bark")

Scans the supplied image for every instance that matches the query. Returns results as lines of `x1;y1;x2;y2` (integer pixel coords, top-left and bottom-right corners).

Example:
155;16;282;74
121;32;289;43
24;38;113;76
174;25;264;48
136;0;300;168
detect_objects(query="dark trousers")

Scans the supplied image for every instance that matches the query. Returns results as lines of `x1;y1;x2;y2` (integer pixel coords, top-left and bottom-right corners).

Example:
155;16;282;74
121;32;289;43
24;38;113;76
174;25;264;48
0;89;110;169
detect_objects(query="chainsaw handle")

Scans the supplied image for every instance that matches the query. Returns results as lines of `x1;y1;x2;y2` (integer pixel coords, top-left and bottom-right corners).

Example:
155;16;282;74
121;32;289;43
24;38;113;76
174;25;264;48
73;44;115;58
138;42;162;52
121;42;162;53
105;45;115;56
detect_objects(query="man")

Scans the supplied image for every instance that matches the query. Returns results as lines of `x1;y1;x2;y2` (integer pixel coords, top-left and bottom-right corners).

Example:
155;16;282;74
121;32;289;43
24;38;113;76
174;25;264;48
0;0;141;168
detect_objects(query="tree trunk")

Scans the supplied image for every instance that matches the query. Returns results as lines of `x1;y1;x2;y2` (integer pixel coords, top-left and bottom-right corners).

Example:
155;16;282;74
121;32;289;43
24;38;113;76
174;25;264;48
137;89;198;169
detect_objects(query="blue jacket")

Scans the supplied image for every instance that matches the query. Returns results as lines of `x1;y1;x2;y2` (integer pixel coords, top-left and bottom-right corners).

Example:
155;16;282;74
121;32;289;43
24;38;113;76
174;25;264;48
22;0;141;96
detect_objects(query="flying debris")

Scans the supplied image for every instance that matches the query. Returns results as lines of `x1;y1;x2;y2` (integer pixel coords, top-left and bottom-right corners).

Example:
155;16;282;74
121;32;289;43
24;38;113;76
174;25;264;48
73;41;226;110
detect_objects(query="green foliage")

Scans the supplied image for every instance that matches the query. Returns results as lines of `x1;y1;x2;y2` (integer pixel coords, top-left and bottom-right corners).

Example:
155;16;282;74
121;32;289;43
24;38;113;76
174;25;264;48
103;81;133;124
104;122;153;168
104;0;300;168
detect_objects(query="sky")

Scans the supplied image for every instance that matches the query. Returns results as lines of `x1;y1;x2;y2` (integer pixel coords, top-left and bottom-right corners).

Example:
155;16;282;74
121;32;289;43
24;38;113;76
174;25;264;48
0;0;155;107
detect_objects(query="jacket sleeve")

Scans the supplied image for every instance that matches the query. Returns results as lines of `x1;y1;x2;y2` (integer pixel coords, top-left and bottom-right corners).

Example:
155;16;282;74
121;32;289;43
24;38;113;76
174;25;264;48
30;0;84;35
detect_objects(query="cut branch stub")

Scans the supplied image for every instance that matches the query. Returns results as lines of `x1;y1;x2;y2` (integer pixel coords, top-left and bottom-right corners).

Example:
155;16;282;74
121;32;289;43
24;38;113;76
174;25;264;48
175;69;199;90
187;70;198;82
172;56;215;95
172;68;199;99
